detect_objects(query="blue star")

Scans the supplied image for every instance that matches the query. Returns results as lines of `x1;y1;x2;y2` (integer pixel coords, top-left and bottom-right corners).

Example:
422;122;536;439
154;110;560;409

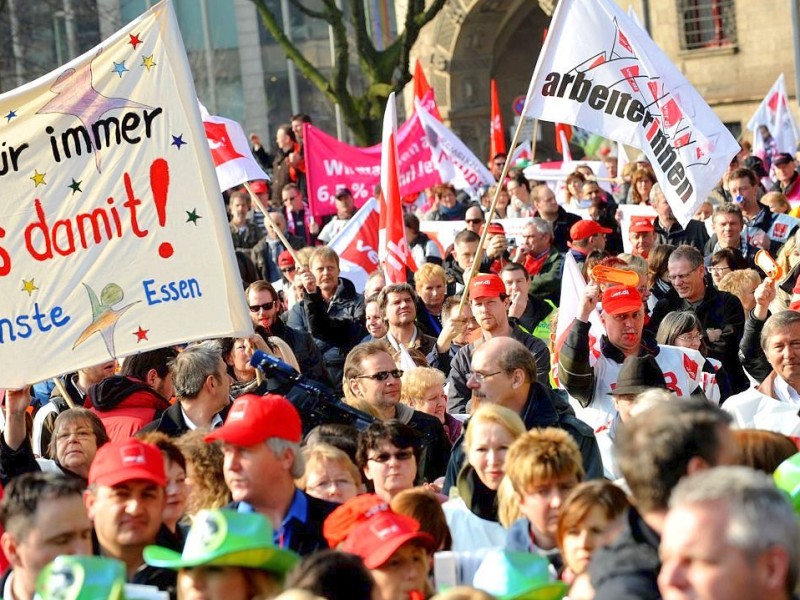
4;110;16;122
112;61;129;77
171;134;186;149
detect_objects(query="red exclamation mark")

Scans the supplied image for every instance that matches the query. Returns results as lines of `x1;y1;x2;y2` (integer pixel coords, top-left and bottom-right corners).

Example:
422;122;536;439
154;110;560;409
150;158;172;258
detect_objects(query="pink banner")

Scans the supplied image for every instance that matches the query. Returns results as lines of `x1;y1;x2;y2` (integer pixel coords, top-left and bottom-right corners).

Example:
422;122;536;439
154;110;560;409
305;102;440;217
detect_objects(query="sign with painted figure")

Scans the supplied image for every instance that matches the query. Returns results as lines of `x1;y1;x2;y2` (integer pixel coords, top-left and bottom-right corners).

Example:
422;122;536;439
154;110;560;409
0;0;251;387
522;0;739;227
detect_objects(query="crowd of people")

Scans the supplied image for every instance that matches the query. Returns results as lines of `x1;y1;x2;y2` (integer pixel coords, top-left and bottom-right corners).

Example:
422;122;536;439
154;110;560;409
3;117;800;600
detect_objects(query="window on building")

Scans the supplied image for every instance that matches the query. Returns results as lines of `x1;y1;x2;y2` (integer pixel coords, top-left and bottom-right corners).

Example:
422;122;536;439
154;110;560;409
677;0;737;51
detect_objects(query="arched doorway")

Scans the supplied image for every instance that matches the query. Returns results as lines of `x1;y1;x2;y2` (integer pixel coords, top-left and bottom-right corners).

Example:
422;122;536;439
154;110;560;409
413;0;553;159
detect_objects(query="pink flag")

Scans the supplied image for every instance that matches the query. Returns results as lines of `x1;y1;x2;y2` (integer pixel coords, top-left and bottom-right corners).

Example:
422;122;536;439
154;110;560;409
379;93;415;284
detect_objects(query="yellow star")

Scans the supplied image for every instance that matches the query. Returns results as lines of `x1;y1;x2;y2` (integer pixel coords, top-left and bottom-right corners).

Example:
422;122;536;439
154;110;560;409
141;55;157;72
21;278;38;296
30;170;46;187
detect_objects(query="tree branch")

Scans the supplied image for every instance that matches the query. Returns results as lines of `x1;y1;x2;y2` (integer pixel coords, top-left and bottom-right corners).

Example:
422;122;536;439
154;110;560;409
287;0;327;21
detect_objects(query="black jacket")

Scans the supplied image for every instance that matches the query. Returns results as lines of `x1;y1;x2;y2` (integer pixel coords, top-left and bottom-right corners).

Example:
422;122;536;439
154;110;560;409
267;318;331;386
139;402;232;438
653;218;709;252
589;507;661;600
227;490;336;556
549;206;582;254
443;383;603;493
648;285;747;393
286;278;366;394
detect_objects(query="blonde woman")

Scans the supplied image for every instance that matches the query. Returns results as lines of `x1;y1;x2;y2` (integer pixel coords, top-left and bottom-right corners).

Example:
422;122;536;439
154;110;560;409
297;443;363;504
401;367;462;445
442;404;526;551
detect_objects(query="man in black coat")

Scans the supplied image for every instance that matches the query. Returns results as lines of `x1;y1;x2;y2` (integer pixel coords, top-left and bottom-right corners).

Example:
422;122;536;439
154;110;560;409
206;393;336;556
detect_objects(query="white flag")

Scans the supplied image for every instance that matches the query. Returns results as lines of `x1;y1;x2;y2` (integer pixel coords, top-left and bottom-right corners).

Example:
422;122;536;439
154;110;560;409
199;103;269;193
415;100;496;193
746;74;800;157
522;0;739;227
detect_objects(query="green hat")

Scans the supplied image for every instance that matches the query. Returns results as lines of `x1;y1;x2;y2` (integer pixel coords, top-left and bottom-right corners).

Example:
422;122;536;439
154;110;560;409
472;550;568;600
36;556;126;600
774;453;800;515
143;509;299;574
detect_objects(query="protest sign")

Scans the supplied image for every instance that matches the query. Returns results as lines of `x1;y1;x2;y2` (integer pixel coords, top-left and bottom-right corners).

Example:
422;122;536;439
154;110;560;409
522;0;739;226
0;0;251;387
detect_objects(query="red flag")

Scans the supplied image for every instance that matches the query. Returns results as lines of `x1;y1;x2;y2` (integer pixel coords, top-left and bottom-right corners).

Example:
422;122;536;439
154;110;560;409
379;93;416;284
489;79;506;162
414;62;442;121
555;123;573;161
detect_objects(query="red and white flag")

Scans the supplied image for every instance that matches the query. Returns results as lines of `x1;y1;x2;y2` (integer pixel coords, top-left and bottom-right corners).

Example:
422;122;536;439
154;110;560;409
199;104;269;192
414;61;442;121
510;140;532;166
747;74;800;157
328;199;380;293
521;0;738;227
555;123;573;162
489;79;506;162
379;93;415;284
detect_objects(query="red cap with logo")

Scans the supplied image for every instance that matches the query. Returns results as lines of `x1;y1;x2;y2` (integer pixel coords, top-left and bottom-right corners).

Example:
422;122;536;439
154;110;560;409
89;439;167;488
337;506;435;569
204;394;302;447
469;274;506;301
248;180;268;195
629;216;655;233
277;250;295;268
479;222;505;236
570;220;612;241
323;494;387;548
602;286;643;315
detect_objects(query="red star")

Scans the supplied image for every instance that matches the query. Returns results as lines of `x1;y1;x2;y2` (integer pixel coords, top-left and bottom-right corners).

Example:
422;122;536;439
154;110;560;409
134;326;149;342
129;33;142;50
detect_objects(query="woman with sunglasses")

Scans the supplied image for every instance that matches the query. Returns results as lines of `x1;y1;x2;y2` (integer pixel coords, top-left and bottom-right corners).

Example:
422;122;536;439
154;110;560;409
356;420;421;502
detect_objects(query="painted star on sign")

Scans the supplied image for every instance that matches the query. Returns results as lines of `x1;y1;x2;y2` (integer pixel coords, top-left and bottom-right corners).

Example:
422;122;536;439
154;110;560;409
21;279;38;296
112;61;129;77
186;209;202;225
129;33;142;49
30;170;46;187
171;134;186;149
68;179;82;195
141;55;157;72
37;49;153;173
134;326;149;342
4;110;16;122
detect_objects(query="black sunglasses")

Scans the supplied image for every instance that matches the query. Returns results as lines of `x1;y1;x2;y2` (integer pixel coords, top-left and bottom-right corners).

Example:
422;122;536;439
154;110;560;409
249;301;276;312
465;218;484;225
281;266;296;273
367;449;415;463
355;369;404;381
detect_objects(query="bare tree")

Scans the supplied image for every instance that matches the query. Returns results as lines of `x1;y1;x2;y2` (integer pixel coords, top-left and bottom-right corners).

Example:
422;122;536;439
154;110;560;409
250;0;447;145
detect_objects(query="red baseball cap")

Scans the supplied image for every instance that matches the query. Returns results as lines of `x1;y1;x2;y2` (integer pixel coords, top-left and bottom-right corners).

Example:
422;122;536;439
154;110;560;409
338;507;435;569
277;250;295;268
249;180;268;195
480;222;505;236
89;439;166;488
602;286;643;315
629;216;655;233
323;494;387;548
570;220;612;241
205;394;302;447
469;274;506;301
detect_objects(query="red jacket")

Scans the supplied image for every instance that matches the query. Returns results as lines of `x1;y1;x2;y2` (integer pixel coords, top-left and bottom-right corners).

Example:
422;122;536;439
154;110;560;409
86;376;170;442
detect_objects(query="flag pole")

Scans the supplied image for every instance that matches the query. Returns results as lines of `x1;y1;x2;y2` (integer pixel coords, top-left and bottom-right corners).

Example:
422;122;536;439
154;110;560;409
243;182;303;266
456;108;533;315
530;119;539;163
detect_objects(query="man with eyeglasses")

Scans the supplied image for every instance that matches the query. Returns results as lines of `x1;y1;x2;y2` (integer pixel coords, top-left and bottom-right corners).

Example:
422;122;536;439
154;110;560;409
207;393;336;555
446;274;551;415
442;336;602;494
463;205;485;235
489;152;507;181
531;183;581;253
342;341;451;483
648;244;748;394
245;280;330;386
